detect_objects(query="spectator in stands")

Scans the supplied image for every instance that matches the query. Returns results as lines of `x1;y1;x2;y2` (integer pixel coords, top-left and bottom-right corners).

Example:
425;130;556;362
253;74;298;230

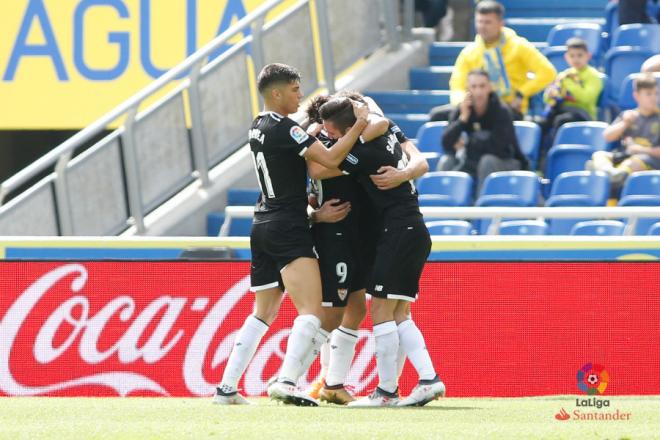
589;73;660;185
429;0;556;121
440;69;529;193
617;0;653;24
540;38;603;152
642;54;660;73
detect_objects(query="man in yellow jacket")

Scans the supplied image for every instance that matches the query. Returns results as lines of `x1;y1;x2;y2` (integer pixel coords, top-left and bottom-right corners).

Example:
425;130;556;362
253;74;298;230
430;1;556;121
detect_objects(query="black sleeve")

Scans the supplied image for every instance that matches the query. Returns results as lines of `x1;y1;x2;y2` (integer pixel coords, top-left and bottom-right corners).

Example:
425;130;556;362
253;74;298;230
338;145;366;174
388;120;409;144
281;118;316;156
442;108;465;156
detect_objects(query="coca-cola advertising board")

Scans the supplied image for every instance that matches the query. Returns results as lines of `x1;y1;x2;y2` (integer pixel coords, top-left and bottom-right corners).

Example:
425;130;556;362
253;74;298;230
1;261;658;397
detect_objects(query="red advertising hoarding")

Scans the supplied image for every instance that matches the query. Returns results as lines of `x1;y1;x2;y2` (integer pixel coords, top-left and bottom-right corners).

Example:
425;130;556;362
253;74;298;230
0;262;658;397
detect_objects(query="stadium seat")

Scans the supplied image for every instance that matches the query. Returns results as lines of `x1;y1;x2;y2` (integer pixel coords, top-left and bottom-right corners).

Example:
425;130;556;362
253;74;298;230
570;220;625;235
546;171;610;207
618;73;660;111
417;171;473;206
415;121;448;154
367;91;450;115
388;113;430;139
648;222;660;235
553;122;609;150
498;220;548;235
543;46;570;72
546;23;603;60
219;215;253;236
425;220;474;235
545;171;610;235
207;212;225;236
409;66;453;90
605;47;656;103
476;171;540;207
544;144;596;183
618;171;660;206
514;121;541;170
611;24;660;52
227;188;260;206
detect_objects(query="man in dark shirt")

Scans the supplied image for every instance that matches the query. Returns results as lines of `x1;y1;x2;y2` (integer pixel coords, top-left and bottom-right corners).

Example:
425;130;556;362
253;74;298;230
308;97;446;407
440;69;528;193
214;63;369;407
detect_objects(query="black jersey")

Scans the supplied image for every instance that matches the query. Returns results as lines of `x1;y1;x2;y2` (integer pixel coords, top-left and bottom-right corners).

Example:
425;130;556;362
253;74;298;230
339;132;422;228
249;111;316;224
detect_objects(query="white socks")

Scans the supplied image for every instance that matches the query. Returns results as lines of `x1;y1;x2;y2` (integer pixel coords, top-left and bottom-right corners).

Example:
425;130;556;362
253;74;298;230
319;339;330;378
397;319;436;381
396;342;407;379
373;321;399;393
297;328;330;379
325;326;358;387
220;315;269;390
278;314;321;384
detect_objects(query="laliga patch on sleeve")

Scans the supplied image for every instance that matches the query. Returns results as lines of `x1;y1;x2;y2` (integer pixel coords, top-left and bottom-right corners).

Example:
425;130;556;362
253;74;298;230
290;126;309;144
346;153;359;165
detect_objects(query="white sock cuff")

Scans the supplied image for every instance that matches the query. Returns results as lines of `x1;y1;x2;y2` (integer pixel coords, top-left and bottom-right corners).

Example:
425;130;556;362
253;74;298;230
373;320;397;337
337;326;358;338
246;315;270;334
294;314;321;329
397;319;414;333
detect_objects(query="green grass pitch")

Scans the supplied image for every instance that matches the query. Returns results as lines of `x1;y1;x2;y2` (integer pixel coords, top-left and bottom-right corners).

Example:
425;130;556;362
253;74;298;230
1;396;659;439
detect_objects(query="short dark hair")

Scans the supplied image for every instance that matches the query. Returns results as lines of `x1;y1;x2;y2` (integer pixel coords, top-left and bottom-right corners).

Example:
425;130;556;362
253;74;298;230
566;37;589;52
257;63;301;94
635;73;658;92
475;1;504;18
467;68;490;80
319;97;356;133
306;95;330;123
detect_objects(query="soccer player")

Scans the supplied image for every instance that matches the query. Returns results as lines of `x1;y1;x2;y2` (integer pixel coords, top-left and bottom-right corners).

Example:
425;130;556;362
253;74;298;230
213;63;369;406
302;94;429;405
309;97;446;407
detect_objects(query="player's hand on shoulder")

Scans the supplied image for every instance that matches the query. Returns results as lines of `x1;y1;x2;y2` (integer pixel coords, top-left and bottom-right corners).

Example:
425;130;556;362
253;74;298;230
314;199;351;223
370;165;407;190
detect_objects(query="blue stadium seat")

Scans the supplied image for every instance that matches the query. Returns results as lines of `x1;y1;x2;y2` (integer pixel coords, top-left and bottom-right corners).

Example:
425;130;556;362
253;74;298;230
611;24;660;51
514;121;541;170
207;212;225;236
545;171;610;235
543;47;570;72
648;222;660;235
605;47;656;103
425;220;474;235
367;91;450;114
544;144;596;183
618;73;660;111
415;121;448;154
417;171;473;206
546;171;611;207
409;67;453;90
553;122;609;150
546;23;603;59
628;217;660;235
476;171;540;207
500;0;610;18
499;220;548;235
220;216;253;236
570;220;625;235
429;43;464;66
387;113;430;138
227;188;260;206
618;171;660;206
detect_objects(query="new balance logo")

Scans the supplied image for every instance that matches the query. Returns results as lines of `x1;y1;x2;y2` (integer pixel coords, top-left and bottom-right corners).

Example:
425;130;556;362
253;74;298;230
375;285;383;292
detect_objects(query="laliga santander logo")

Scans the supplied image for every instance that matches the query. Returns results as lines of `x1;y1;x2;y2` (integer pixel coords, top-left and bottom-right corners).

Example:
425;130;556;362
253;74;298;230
0;263;378;397
576;363;609;395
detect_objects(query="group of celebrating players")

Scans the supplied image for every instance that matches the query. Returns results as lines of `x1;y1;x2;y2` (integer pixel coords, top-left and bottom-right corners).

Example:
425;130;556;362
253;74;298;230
213;63;445;407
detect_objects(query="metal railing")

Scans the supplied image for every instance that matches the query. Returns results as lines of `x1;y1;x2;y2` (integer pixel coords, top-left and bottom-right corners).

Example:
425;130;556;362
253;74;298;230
222;205;660;236
0;0;414;236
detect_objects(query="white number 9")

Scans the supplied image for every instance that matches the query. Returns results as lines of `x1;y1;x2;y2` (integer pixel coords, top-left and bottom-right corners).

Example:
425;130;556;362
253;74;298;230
336;262;347;284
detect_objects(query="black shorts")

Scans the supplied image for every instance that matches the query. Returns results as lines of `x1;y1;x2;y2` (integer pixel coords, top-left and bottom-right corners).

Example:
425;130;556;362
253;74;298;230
369;222;431;302
313;226;362;307
250;221;317;292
